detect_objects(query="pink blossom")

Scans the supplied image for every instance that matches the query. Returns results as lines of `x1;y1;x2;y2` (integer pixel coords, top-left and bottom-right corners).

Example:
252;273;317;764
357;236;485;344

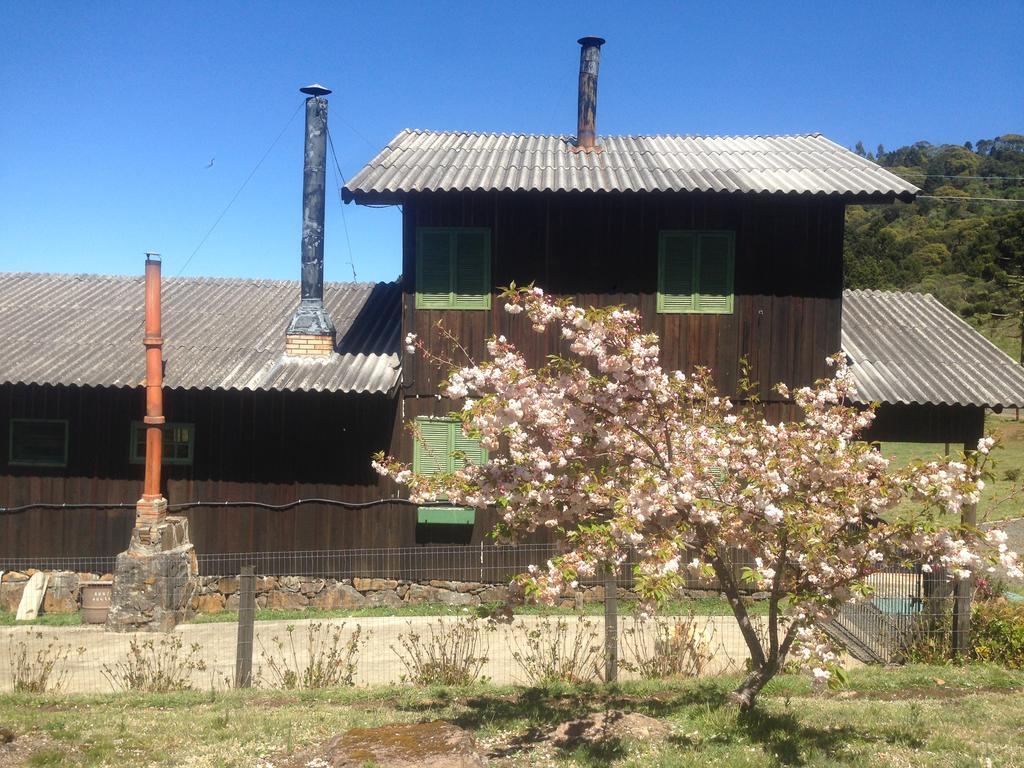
372;286;1018;708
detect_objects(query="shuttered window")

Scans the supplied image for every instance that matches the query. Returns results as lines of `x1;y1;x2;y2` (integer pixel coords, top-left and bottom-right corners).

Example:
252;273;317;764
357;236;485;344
415;228;491;310
657;231;735;314
412;417;486;525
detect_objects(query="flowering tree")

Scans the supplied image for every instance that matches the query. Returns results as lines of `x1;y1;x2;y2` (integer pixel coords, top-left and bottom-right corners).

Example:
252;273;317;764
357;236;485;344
376;286;1020;710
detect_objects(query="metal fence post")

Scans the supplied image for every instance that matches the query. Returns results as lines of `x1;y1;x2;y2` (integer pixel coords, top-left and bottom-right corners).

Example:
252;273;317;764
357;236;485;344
234;565;255;688
604;568;618;682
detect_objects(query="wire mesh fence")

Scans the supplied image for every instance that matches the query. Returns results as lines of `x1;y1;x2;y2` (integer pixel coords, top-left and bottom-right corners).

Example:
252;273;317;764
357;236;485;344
0;546;973;695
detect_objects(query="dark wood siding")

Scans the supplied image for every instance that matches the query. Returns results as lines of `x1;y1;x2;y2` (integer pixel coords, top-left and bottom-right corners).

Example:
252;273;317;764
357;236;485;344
863;403;986;447
0;384;408;558
402;191;845;400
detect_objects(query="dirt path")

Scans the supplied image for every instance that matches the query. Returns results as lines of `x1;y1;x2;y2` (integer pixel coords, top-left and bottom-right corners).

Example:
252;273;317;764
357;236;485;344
0;613;760;694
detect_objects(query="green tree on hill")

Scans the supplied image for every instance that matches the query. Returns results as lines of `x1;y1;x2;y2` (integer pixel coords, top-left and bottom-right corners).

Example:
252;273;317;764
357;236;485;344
845;135;1024;359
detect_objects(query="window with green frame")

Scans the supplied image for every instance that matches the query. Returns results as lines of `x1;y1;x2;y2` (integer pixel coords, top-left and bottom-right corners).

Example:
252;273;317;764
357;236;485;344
130;422;195;466
9;419;68;467
416;228;491;310
412;417;486;528
657;231;735;314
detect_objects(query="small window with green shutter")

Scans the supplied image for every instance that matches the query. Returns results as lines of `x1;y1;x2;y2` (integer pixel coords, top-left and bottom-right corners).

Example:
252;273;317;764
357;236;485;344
412;417;487;543
416;228;491;310
657;231;735;314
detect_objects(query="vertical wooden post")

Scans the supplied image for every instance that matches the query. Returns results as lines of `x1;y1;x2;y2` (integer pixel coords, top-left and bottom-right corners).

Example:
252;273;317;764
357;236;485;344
604;568;618;683
235;565;255;688
952;500;977;656
952;407;985;656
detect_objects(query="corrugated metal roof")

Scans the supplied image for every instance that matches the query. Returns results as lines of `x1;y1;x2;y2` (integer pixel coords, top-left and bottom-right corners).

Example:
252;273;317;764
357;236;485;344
0;273;401;395
842;289;1024;408
6;273;1015;408
343;130;918;202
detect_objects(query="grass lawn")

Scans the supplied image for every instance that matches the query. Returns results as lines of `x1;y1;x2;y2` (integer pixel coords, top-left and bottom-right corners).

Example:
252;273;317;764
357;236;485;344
0;664;1021;767
882;411;1024;524
0;612;81;627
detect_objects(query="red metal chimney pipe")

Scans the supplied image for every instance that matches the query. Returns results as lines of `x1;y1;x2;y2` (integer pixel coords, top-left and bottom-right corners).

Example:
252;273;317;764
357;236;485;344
576;36;605;150
141;254;165;511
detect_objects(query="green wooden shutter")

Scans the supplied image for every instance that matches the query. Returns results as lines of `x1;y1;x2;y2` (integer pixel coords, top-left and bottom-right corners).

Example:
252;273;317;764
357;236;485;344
658;232;696;313
453;427;488;468
453;230;490;309
416;230;454;309
414;417;482;525
695;233;734;313
413;417;453;475
445;423;482;524
709;465;727;486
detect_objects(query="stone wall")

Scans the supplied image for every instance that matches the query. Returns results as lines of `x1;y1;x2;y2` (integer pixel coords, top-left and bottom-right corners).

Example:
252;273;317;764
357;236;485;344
2;569;736;617
0;570;108;615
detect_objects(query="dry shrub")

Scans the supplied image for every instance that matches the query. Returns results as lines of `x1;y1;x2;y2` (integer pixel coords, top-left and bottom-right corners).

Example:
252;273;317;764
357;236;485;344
101;634;207;692
258;621;368;689
7;631;83;693
620;613;715;678
392;617;489;685
510;614;603;685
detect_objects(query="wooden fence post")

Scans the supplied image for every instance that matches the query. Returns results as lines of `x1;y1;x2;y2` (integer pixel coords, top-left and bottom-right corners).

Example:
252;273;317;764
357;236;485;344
234;565;255;688
952;412;984;657
952;501;976;656
604;568;618;683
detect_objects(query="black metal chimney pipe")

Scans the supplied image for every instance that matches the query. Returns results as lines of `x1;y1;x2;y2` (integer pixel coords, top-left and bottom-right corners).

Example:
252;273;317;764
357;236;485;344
287;84;335;345
576;37;605;150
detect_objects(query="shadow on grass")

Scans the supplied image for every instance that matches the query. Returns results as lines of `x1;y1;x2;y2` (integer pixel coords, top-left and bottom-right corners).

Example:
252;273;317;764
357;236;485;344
732;708;925;766
409;681;731;731
401;682;928;766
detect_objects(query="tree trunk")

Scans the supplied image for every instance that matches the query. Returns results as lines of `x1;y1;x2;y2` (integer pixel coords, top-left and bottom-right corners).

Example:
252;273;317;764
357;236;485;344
729;662;777;712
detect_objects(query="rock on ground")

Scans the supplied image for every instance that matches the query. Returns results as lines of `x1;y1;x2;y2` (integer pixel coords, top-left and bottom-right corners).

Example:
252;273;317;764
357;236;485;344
280;721;485;768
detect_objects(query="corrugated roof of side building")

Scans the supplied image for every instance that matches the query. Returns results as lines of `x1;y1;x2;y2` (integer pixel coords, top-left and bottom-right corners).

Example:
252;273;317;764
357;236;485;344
343;130;919;202
842;289;1024;408
0;273;401;395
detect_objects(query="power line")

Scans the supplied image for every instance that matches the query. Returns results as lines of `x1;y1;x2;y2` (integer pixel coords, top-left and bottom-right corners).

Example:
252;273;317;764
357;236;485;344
0;498;448;515
897;173;1024;182
326;125;358;281
173;101;304;279
917;195;1024;204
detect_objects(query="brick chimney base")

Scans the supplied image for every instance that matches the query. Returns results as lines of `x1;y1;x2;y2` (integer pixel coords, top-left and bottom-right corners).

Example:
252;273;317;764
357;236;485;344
285;333;335;357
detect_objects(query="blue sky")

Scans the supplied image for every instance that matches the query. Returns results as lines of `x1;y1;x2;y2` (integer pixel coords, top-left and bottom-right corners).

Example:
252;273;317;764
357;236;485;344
1;1;1021;284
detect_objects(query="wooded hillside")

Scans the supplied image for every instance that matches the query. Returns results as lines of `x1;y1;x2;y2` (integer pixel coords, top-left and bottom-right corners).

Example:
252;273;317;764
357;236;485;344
844;135;1024;359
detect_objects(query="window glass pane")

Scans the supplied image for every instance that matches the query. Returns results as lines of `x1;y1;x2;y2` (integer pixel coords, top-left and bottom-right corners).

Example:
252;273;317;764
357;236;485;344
131;422;193;465
10;420;67;466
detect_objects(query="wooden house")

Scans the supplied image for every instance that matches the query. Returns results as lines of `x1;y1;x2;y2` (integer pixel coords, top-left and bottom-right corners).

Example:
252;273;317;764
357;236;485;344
339;37;1024;548
3;38;1024;563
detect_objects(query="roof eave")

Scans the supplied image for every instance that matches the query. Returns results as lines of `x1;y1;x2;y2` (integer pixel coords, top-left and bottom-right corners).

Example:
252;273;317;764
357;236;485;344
345;189;407;206
346;187;920;203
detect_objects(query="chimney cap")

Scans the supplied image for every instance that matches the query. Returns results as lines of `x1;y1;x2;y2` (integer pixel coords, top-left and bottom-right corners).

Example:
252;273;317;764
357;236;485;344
577;36;606;48
300;84;332;97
